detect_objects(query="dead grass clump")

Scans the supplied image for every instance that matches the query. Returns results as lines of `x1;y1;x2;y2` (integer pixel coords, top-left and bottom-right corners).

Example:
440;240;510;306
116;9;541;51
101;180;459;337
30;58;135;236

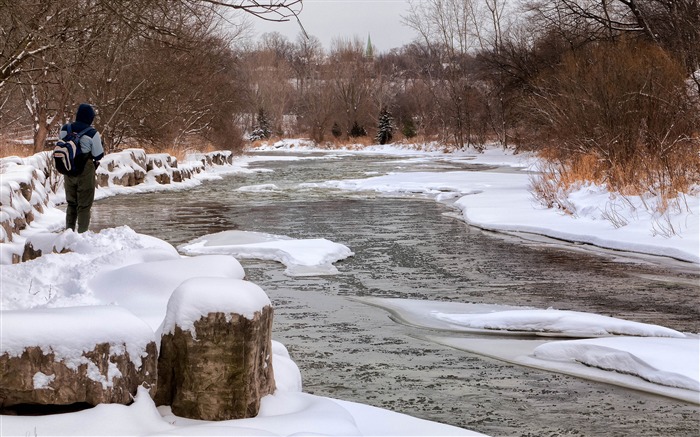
530;150;605;213
532;142;700;219
529;158;577;215
0;139;36;158
319;136;374;150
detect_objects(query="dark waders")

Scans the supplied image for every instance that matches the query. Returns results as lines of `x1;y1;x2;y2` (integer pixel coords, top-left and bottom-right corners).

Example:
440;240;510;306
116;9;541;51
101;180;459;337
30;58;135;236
64;160;96;233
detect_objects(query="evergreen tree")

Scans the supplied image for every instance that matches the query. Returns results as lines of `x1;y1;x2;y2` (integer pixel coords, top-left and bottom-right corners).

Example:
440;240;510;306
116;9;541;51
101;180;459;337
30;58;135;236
349;121;367;138
401;117;417;139
375;108;394;145
365;34;374;59
331;122;342;139
250;108;272;141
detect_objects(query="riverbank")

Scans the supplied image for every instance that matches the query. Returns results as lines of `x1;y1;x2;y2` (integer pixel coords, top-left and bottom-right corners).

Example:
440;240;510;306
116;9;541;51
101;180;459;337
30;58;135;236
1;143;697;435
251;140;699;265
0;152;480;435
4;142;697;266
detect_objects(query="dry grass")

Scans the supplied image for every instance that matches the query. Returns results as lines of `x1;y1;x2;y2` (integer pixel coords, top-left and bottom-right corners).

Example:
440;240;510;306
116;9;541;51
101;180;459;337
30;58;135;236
539;144;699;190
532;145;700;217
163;143;220;161
246;136;381;150
0;139;36;158
324;136;376;149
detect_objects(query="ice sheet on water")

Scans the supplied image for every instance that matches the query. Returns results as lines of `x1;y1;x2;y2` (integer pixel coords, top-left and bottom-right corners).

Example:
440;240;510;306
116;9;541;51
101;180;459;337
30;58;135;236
178;230;354;277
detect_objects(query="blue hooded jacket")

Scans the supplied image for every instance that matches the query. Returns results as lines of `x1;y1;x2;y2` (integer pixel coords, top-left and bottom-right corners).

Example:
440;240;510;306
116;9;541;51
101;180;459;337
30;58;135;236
60;103;104;161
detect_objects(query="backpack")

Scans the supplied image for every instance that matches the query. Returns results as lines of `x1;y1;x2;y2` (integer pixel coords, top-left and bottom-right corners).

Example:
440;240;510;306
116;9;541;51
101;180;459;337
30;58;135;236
53;125;91;176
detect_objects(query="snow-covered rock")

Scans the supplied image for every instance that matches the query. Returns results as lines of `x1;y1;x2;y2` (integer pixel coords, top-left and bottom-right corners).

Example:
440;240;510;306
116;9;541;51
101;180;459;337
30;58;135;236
155;278;275;420
96;149;148;187
0;306;157;408
0;155;52;246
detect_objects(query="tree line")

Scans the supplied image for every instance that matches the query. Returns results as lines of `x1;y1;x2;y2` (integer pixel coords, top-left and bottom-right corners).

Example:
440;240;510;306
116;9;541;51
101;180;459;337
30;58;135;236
0;0;300;153
1;0;699;196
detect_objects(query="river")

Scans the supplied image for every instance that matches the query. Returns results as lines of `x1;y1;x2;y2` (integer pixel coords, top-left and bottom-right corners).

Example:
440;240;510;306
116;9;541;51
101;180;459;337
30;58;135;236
89;152;700;436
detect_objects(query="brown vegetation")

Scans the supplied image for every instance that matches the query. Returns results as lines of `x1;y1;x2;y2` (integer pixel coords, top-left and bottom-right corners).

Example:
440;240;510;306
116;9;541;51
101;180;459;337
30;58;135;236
1;0;698;202
525;40;700;201
0;140;34;158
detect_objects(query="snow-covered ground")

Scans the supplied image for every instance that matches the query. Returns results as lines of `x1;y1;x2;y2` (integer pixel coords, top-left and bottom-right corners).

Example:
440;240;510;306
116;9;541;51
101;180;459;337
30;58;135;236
1;141;699;435
0;228;478;436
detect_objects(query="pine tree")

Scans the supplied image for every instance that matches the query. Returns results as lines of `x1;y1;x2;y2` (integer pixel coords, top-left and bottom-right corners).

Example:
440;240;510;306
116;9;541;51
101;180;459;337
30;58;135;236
402;117;417;139
331;122;342;139
349;121;367;138
375;108;394;145
250;108;272;141
365;34;374;59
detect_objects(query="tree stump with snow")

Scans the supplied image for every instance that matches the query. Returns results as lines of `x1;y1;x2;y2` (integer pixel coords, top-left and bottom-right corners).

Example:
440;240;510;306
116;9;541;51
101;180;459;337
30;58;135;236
155;277;276;420
0;306;157;409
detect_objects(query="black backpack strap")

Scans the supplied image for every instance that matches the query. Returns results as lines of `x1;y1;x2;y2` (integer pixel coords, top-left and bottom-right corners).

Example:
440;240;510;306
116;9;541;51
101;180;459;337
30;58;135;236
76;127;92;138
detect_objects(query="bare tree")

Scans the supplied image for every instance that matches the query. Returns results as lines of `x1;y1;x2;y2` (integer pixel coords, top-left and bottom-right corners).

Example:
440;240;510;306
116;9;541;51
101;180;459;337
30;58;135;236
197;0;303;22
0;0;109;151
296;77;335;143
240;32;296;137
527;0;700;90
0;0;303;152
403;0;493;148
290;33;323;93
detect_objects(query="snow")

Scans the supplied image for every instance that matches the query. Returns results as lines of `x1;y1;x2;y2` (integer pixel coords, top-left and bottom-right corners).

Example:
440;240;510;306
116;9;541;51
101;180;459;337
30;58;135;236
237;183;280;192
88;254;246;331
32;372;56;390
533;337;699;391
178;230;354;277
1;227;181;311
2;143;699;435
359;296;700;404
433;308;687;338
161;278;271;335
270;341;302;392
0;386;478;436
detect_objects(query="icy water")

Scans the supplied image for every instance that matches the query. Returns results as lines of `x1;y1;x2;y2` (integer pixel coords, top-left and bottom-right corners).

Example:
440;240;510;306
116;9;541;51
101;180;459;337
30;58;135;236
90;152;700;436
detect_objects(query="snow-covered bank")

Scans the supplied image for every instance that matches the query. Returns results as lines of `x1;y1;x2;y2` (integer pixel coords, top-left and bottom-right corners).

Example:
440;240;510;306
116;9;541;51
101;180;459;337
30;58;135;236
0;149;246;264
256;141;698;264
1;386;475;436
0;228;478;436
2;141;698;435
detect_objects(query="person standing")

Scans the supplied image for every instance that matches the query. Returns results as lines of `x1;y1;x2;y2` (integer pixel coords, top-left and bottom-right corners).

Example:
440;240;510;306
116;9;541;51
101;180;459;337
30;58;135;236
59;103;104;233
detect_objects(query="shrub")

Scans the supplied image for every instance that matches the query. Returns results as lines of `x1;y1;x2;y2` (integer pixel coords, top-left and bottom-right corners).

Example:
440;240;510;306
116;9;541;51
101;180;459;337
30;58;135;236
401;117;417;139
331;122;342;139
525;39;700;198
349;121;367;138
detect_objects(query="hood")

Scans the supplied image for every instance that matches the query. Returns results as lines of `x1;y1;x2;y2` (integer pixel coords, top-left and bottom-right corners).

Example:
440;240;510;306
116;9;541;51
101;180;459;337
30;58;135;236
75;103;95;125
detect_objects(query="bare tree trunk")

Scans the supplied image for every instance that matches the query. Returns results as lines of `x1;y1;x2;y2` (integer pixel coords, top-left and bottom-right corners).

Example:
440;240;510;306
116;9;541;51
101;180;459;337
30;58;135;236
33;117;50;153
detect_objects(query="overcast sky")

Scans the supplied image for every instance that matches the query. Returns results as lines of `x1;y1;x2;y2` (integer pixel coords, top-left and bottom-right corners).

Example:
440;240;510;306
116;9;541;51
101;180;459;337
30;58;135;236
251;0;417;53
